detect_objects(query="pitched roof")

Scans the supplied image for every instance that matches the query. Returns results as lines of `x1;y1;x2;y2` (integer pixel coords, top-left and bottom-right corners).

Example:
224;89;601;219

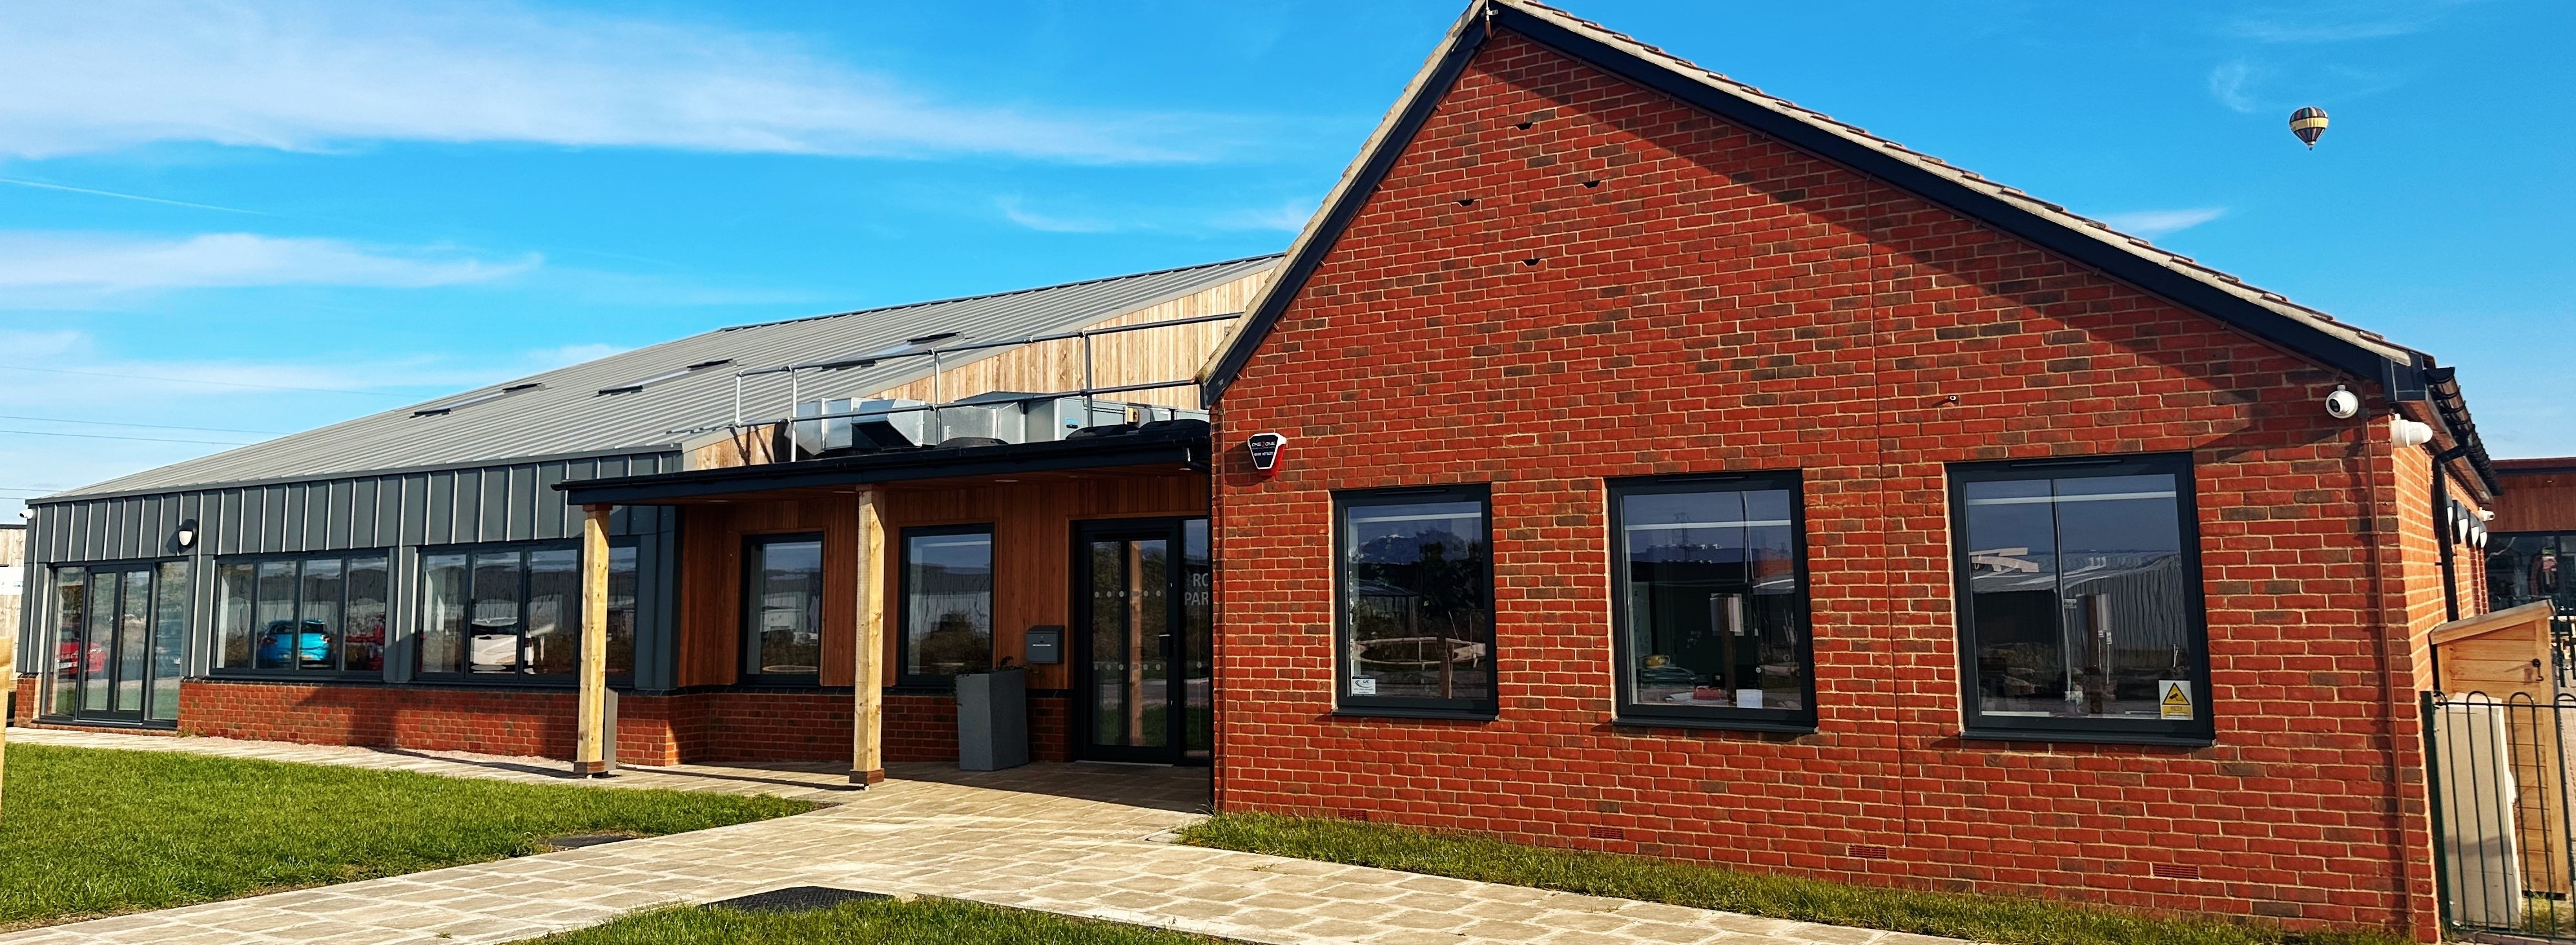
1199;0;2494;488
50;254;1279;501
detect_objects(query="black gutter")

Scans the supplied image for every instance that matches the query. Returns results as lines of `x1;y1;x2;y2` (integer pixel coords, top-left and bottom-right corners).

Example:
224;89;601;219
2422;365;2502;497
2434;444;2469;623
555;426;1210;506
1200;2;2420;408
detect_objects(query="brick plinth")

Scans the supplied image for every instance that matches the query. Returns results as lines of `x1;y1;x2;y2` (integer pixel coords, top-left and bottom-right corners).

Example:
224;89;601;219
1211;27;2451;938
168;679;1075;767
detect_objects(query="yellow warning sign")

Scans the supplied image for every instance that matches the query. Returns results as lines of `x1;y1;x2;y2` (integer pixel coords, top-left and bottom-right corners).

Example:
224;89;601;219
2159;681;2194;720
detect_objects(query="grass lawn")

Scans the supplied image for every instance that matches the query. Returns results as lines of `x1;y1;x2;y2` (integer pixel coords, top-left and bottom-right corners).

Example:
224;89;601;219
536;897;1228;944
0;743;811;929
1180;813;2407;945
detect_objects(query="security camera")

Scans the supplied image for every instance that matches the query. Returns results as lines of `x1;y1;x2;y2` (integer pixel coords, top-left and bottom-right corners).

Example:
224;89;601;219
2324;386;2360;420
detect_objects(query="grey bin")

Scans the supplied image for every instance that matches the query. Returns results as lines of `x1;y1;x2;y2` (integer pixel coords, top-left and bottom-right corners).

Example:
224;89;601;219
954;667;1029;771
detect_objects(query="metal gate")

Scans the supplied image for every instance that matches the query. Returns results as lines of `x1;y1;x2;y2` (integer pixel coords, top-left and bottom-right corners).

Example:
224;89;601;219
2427;691;2576;939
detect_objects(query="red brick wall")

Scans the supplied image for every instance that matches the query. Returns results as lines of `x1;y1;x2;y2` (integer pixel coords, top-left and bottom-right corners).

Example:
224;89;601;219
168;680;1071;767
9;674;32;725
1213;30;2440;937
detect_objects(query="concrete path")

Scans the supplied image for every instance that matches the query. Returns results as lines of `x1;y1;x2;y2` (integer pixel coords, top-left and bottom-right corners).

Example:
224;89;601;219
3;728;1961;945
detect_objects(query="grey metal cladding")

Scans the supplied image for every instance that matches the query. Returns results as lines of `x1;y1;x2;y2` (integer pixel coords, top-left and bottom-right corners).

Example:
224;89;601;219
45;254;1280;500
30;453;679;563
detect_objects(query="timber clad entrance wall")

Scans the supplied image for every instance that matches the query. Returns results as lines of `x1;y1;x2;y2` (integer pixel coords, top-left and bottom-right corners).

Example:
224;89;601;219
650;471;1208;763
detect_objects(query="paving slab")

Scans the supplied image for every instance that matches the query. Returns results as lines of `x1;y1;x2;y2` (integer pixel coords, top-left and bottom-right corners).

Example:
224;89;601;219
3;727;1967;945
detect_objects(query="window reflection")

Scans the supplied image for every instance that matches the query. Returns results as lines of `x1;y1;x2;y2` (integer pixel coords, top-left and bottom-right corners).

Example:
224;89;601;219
903;529;993;680
1340;492;1491;709
1617;480;1808;719
1960;468;2198;725
417;542;636;679
750;536;827;678
213;554;387;675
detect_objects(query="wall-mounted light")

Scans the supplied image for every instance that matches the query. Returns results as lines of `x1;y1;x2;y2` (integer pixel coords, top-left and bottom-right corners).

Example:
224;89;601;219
2389;414;2434;448
175;518;199;549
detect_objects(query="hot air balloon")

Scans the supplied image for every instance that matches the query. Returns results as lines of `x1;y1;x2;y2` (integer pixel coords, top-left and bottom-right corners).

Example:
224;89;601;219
2290;107;2329;149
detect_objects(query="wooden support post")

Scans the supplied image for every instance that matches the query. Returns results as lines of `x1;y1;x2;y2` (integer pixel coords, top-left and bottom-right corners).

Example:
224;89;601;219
573;504;612;776
851;488;888;787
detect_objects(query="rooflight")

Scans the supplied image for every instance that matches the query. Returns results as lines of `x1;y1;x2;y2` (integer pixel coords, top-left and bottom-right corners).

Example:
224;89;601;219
415;382;544;417
597;358;736;396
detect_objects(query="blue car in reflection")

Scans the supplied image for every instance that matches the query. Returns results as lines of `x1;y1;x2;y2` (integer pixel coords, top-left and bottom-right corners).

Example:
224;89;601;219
257;619;332;669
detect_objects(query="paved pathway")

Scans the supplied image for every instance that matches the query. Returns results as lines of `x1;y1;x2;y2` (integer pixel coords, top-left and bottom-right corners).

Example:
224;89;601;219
3;729;1962;945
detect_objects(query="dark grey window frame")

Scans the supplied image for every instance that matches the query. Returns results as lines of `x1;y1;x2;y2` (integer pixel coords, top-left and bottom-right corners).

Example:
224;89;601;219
895;523;997;688
211;549;393;682
1948;453;2216;746
40;556;192;725
1607;472;1819;733
741;532;829;686
415;537;639;686
1332;484;1499;720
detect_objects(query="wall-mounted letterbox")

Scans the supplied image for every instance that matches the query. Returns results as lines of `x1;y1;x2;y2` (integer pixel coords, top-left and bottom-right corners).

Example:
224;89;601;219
1024;625;1065;665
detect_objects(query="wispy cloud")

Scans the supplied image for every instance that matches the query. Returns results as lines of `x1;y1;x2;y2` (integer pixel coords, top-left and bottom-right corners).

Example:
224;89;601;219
0;232;538;295
995;196;1118;234
994;194;1322;235
2221;1;2469;44
2207;60;2262;113
1208;198;1319;233
0;329;634;504
2099;208;2229;238
0;0;1226;163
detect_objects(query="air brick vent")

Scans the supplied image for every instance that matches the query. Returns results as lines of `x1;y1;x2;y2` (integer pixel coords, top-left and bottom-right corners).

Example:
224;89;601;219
1587;826;1625;840
1848;844;1891;860
2152;864;2202;880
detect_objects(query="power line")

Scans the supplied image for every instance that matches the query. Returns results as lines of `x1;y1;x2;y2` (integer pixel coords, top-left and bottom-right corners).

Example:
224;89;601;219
0;364;410;397
0;428;254;446
0;413;285;435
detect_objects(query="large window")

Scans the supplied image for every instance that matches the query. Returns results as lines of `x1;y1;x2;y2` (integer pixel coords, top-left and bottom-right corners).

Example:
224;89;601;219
2490;534;2576;615
1336;486;1495;716
43;561;189;723
744;534;825;681
422;543;635;680
1950;455;2210;742
215;553;387;676
900;525;994;684
1611;474;1814;729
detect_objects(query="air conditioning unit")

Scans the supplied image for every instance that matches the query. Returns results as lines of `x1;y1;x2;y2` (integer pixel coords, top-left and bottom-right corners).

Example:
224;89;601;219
794;397;928;453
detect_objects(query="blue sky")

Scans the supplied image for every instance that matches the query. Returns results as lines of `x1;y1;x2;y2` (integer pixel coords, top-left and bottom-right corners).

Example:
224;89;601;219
2;0;2568;515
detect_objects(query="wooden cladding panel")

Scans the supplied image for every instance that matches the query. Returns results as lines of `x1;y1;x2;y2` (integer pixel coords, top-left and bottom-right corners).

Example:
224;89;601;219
674;495;858;688
670;472;1207;692
863;271;1270;411
2494;470;2576;535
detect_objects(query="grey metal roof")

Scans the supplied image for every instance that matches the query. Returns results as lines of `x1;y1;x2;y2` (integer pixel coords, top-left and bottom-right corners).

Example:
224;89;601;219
49;254;1281;501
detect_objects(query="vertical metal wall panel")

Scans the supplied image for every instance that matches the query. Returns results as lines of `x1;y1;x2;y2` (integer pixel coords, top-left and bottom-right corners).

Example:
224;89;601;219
479;468;511;542
348;480;376;548
324;480;351;549
25;452;681;692
399;473;429;546
262;484;290;553
534;464;567;539
426;471;456;546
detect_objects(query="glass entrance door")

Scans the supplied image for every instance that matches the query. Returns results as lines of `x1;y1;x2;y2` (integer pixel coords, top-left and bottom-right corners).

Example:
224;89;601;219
45;563;189;725
1074;518;1211;765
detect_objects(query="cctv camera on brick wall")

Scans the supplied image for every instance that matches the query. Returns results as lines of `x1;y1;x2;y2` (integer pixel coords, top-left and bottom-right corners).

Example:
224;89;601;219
2325;386;2361;420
